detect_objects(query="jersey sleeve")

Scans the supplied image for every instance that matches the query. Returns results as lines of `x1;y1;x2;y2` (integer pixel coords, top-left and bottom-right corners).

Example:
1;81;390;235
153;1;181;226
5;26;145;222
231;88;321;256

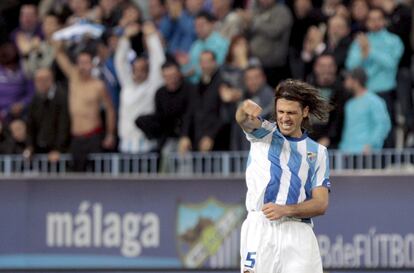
311;146;331;191
244;119;276;142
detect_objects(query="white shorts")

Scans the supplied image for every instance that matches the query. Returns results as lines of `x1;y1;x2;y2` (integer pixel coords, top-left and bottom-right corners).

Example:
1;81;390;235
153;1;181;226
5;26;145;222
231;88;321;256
240;211;323;273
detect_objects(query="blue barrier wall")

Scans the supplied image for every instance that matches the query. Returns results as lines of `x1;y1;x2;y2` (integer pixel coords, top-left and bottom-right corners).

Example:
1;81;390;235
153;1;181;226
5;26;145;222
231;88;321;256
0;175;413;271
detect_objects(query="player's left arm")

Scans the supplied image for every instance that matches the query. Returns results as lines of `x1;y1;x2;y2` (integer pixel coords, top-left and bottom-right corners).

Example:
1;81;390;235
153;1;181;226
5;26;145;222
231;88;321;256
262;187;329;220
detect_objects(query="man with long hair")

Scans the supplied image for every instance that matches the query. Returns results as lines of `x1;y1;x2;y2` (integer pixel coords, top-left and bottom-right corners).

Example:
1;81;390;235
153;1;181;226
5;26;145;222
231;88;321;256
236;79;332;273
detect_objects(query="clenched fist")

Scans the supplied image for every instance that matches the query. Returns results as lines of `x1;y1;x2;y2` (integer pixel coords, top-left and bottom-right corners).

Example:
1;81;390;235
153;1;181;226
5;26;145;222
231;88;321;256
235;99;263;133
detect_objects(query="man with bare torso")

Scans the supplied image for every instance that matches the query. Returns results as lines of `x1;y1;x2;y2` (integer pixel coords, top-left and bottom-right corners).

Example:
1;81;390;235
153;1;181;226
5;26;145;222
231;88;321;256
54;42;115;171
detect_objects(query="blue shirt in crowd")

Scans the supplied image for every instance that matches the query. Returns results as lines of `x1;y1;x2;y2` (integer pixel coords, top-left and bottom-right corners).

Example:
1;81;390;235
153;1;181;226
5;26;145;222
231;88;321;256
159;10;196;55
339;91;391;153
345;29;404;93
185;31;229;84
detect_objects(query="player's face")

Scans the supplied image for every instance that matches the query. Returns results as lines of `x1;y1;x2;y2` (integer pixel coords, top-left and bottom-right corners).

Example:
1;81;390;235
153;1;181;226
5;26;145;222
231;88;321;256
276;98;309;138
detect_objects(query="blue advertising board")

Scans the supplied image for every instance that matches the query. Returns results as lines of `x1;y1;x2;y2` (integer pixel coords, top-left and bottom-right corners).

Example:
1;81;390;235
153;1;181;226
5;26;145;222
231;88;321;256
0;175;413;271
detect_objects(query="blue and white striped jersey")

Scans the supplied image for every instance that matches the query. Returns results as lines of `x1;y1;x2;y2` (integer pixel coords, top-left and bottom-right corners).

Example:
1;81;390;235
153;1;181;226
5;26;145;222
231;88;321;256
245;119;331;212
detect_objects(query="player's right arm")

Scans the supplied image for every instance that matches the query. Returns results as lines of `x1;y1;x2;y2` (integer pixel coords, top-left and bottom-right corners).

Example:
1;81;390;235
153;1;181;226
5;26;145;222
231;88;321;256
235;99;262;133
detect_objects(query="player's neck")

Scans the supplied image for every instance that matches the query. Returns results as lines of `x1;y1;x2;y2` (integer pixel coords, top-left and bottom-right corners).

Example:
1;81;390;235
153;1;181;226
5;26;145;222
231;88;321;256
283;129;304;139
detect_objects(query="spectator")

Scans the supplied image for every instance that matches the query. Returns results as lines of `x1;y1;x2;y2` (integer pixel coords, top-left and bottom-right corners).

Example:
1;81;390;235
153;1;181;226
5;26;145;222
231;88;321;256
243;65;274;119
325;15;352;70
345;8;404;147
20;13;63;79
378;0;413;135
117;3;145;60
182;11;229;84
339;68;390;154
300;15;352;79
230;65;274;150
212;0;244;40
24;68;70;162
66;0;94;25
94;29;121;115
11;4;42;47
0;119;27;154
38;0;70;20
218;35;260;150
149;0;167;27
321;0;343;17
118;2;143;28
135;60;192;153
219;35;258;100
307;54;349;148
185;0;205;16
349;0;368;34
159;0;197;56
299;26;325;80
0;42;34;121
94;0;123;28
241;0;293;87
115;22;165;153
53;41;116;172
179;50;225;153
289;0;325;79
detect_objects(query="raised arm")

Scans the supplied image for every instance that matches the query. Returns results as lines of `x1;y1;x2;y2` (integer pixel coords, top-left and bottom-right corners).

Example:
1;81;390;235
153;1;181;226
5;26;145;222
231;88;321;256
235;99;263;133
143;22;166;83
52;40;77;78
114;24;140;87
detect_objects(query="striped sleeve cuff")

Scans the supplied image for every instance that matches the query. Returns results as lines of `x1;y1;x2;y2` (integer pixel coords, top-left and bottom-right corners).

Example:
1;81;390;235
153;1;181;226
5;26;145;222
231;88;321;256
246;118;275;140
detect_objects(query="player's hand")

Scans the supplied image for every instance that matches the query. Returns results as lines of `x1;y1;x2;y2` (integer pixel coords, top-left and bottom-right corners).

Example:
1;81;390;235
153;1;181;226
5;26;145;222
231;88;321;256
178;136;192;155
235;99;263;132
262;203;287;221
236;99;262;123
236;99;262;122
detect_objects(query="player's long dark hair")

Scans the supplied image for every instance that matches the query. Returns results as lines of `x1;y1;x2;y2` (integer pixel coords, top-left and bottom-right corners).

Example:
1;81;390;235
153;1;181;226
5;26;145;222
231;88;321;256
274;79;334;132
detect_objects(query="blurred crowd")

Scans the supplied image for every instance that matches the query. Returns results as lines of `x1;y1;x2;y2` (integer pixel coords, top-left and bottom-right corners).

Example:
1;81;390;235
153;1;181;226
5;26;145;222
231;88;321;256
0;0;412;170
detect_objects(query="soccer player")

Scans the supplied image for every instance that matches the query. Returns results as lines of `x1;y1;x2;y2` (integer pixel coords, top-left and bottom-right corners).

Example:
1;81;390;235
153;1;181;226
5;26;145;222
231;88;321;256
235;79;332;273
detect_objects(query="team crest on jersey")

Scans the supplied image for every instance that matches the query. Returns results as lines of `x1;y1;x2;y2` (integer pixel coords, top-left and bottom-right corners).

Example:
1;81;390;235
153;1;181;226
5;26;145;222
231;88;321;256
176;198;245;268
307;152;317;162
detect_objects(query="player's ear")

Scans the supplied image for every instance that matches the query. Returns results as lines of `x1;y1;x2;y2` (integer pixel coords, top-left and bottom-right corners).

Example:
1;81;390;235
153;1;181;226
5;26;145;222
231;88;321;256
303;106;309;118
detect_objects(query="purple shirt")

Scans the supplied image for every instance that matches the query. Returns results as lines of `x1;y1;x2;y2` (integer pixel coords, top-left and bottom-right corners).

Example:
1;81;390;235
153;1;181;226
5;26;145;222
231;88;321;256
0;65;34;119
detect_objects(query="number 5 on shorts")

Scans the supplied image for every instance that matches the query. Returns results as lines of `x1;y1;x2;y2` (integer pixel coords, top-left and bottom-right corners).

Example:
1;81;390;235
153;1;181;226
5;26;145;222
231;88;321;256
244;252;256;268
